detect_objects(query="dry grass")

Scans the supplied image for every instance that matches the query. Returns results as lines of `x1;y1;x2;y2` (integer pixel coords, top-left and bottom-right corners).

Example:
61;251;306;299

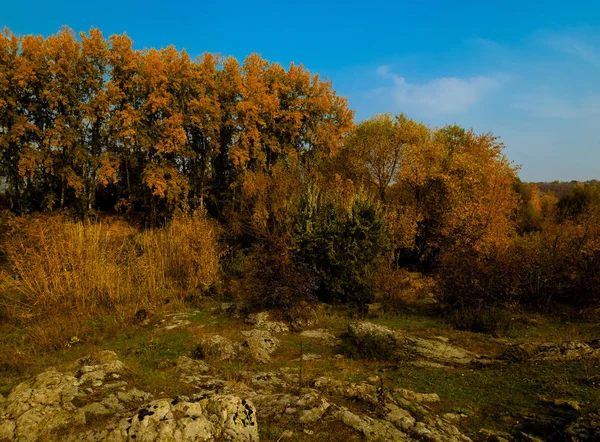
376;268;440;311
135;213;221;293
0;211;221;349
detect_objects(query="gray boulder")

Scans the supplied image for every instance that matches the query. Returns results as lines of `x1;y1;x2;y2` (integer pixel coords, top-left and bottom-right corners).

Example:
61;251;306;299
241;329;280;363
0;370;85;441
347;321;477;365
195;335;237;362
245;312;289;333
107;396;258;441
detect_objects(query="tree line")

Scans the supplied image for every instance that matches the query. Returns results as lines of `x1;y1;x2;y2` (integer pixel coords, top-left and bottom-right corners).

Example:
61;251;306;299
0;27;352;222
1;27;599;315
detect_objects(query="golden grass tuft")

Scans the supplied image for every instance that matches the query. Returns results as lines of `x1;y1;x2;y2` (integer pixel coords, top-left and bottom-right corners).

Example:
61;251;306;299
376;268;440;311
0;211;221;345
136;214;221;293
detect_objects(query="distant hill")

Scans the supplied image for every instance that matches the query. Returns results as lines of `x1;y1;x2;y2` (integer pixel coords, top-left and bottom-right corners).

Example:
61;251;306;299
529;180;599;197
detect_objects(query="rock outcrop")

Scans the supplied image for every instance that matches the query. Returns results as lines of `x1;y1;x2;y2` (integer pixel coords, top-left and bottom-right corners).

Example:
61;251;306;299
245;312;289;333
500;340;600;363
241;329;280;363
195;335;237;362
0;352;258;442
105;396;258;441
0;316;515;442
347;321;478;365
0;370;85;441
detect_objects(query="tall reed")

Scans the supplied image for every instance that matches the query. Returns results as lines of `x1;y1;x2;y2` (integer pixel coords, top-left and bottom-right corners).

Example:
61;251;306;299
0;212;221;323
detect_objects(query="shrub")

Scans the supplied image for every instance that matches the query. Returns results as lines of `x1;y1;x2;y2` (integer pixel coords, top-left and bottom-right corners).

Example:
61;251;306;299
236;238;317;318
439;210;600;312
510;216;600;308
438;245;519;309
376;268;439;312
446;306;512;337
293;185;390;306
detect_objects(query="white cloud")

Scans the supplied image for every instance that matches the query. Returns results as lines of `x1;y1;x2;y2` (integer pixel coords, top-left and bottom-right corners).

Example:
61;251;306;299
514;93;600;118
374;66;500;115
467;37;506;54
540;30;600;68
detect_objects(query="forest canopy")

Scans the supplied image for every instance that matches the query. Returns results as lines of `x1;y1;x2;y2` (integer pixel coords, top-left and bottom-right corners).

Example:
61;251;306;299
1;27;599;317
0;27;353;221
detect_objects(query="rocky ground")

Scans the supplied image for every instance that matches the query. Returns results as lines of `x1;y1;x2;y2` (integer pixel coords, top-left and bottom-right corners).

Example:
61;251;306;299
0;304;599;441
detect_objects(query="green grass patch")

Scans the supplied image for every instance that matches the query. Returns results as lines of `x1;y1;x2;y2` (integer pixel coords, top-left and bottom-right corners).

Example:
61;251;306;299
386;360;600;439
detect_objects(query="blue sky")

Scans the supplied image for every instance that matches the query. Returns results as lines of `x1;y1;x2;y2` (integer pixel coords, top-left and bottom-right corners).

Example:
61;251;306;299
3;0;600;181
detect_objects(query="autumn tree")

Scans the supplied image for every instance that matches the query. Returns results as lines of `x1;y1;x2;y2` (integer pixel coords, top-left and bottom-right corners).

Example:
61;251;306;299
0;27;354;226
557;182;600;221
78;29;114;214
0;29;50;212
394;124;518;269
343;113;428;203
43;27;87;209
224;55;354;236
0;28;24;211
183;53;221;210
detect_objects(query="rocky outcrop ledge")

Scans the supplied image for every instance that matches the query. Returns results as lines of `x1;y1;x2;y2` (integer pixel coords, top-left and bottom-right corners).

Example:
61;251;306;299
0;351;258;442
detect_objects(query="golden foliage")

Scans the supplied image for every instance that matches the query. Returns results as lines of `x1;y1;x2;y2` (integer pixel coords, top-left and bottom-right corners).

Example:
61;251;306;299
0;27;353;221
0;212;220;322
397;125;519;258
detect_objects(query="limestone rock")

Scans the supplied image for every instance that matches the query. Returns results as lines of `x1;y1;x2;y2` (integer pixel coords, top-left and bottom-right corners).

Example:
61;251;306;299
155;311;195;332
245;312;289;333
407;335;476;365
383;403;416;431
337;408;410;441
195;335;237;361
347;321;476;365
0;420;16;441
300;353;321;361
175;356;227;391
107;395;258;441
536;341;600;361
248;372;289;391
100;394;124;413
282;393;332;424
410;415;472;442
500;341;600;363
249;393;301;420
335;382;378;406
394;388;440;403
299;329;340;347
81;402;111;416
76;350;127;389
176;356;210;376
312;376;335;389
241;329;280;363
0;370;85;442
115;388;152;404
332;379;471;442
